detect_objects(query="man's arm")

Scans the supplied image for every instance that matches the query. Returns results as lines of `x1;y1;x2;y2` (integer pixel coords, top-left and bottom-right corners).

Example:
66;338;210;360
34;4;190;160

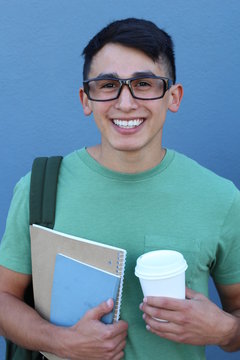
215;282;240;351
0;266;128;359
140;285;240;351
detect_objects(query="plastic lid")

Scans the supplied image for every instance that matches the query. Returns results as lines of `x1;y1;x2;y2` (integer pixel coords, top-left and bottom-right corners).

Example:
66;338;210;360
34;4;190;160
135;250;188;280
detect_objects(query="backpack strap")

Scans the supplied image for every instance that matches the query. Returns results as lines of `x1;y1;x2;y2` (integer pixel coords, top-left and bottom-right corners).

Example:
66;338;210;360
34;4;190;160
29;156;63;229
5;157;62;359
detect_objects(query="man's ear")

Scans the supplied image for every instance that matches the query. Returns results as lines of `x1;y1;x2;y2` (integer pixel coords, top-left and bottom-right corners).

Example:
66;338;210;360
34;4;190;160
79;88;92;116
168;84;184;113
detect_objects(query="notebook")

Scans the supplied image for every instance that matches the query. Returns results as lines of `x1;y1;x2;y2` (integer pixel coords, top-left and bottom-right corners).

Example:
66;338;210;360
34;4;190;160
30;224;127;322
30;224;127;360
50;253;120;326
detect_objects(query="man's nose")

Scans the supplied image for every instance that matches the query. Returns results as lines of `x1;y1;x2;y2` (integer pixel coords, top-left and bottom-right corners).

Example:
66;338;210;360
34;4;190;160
115;84;138;111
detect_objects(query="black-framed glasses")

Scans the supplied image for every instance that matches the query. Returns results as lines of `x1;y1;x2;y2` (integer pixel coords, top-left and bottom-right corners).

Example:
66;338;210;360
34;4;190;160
83;75;173;102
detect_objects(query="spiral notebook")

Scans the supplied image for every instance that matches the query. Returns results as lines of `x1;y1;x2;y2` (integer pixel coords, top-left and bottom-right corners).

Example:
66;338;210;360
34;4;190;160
50;253;121;326
30;224;127;360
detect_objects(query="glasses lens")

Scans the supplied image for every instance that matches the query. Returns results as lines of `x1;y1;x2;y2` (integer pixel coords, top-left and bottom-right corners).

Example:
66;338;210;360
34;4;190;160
131;78;165;99
87;79;121;100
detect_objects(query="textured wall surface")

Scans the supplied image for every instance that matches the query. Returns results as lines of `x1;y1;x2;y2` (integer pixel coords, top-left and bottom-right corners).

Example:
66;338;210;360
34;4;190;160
0;1;240;358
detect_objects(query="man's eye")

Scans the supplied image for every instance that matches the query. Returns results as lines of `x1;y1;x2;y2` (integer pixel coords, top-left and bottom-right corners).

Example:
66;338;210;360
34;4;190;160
100;82;117;89
136;81;151;87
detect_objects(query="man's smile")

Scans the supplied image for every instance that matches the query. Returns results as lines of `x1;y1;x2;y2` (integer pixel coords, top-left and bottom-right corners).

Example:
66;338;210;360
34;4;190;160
112;118;144;129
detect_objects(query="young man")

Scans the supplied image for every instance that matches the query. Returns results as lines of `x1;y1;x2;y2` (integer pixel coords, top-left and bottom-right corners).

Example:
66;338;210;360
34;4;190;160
0;18;240;360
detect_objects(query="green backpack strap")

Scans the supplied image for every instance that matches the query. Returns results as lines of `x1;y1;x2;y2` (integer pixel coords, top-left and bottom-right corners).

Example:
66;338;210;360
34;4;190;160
5;156;63;360
5;340;42;360
30;156;63;229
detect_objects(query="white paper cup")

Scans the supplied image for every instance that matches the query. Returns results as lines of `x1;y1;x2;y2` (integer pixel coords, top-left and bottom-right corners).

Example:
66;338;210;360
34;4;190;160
135;250;188;320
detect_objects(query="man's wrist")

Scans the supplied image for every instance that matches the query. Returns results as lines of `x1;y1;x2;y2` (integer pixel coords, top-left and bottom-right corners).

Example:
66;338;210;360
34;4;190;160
219;313;240;352
36;322;70;358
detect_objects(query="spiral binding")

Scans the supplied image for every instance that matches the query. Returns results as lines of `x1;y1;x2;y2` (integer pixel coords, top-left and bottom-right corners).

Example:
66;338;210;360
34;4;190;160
113;251;127;322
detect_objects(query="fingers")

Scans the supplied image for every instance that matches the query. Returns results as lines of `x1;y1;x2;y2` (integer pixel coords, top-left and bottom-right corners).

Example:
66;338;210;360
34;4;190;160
100;323;128;359
143;288;204;310
140;295;196;324
146;324;184;344
107;335;127;359
140;290;227;346
141;304;191;344
141;297;191;325
111;340;126;360
102;320;128;344
63;298;128;359
83;298;114;321
114;321;128;337
82;298;128;337
69;316;128;359
142;287;205;312
142;296;186;312
92;330;127;360
113;352;125;360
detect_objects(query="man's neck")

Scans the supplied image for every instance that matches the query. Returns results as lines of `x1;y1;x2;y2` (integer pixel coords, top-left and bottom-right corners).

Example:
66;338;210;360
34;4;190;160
87;145;166;174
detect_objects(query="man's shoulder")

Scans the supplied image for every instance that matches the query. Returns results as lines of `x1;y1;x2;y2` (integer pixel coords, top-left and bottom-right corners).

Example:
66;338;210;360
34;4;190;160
61;148;85;166
12;149;83;193
172;150;238;197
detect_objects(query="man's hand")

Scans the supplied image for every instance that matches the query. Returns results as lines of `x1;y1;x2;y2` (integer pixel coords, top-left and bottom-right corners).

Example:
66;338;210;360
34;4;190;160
0;267;128;359
140;287;238;348
57;298;128;360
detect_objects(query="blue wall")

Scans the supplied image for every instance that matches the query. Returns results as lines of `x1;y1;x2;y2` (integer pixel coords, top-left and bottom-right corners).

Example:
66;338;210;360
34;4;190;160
0;1;239;359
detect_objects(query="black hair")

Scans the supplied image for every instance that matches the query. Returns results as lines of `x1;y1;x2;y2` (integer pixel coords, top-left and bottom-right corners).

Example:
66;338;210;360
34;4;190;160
82;18;176;83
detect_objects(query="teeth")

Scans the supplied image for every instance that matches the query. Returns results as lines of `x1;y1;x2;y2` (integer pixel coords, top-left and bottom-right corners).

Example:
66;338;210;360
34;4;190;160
113;119;144;129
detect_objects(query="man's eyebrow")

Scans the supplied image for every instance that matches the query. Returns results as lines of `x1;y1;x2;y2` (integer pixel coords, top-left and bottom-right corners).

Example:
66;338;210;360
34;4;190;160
95;72;119;79
94;71;158;80
132;71;157;78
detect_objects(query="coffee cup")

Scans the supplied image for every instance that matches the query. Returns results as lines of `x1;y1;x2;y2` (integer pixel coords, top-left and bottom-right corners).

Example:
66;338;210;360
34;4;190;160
135;249;188;302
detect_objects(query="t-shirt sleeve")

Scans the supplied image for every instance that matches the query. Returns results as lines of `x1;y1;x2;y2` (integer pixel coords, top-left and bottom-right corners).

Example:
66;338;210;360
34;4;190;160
211;187;240;285
0;173;32;274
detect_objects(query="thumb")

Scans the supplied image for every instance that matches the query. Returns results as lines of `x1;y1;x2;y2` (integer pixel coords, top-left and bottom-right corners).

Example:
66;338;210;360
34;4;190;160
84;298;114;321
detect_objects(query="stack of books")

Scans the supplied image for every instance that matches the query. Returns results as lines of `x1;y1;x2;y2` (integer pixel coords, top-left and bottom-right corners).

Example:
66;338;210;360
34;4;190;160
30;224;127;360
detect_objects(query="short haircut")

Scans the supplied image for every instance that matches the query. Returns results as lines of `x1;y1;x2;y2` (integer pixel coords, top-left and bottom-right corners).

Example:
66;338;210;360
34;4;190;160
82;18;176;83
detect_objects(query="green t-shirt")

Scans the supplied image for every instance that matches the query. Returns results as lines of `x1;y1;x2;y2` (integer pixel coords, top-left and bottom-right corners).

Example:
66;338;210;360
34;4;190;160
1;148;240;360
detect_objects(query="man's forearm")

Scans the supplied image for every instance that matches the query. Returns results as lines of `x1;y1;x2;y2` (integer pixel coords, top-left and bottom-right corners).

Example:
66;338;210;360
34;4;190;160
220;311;240;352
0;292;129;359
0;292;64;355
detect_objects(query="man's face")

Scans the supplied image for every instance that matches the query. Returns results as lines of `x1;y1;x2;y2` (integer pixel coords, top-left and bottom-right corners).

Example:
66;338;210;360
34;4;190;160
80;43;182;156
